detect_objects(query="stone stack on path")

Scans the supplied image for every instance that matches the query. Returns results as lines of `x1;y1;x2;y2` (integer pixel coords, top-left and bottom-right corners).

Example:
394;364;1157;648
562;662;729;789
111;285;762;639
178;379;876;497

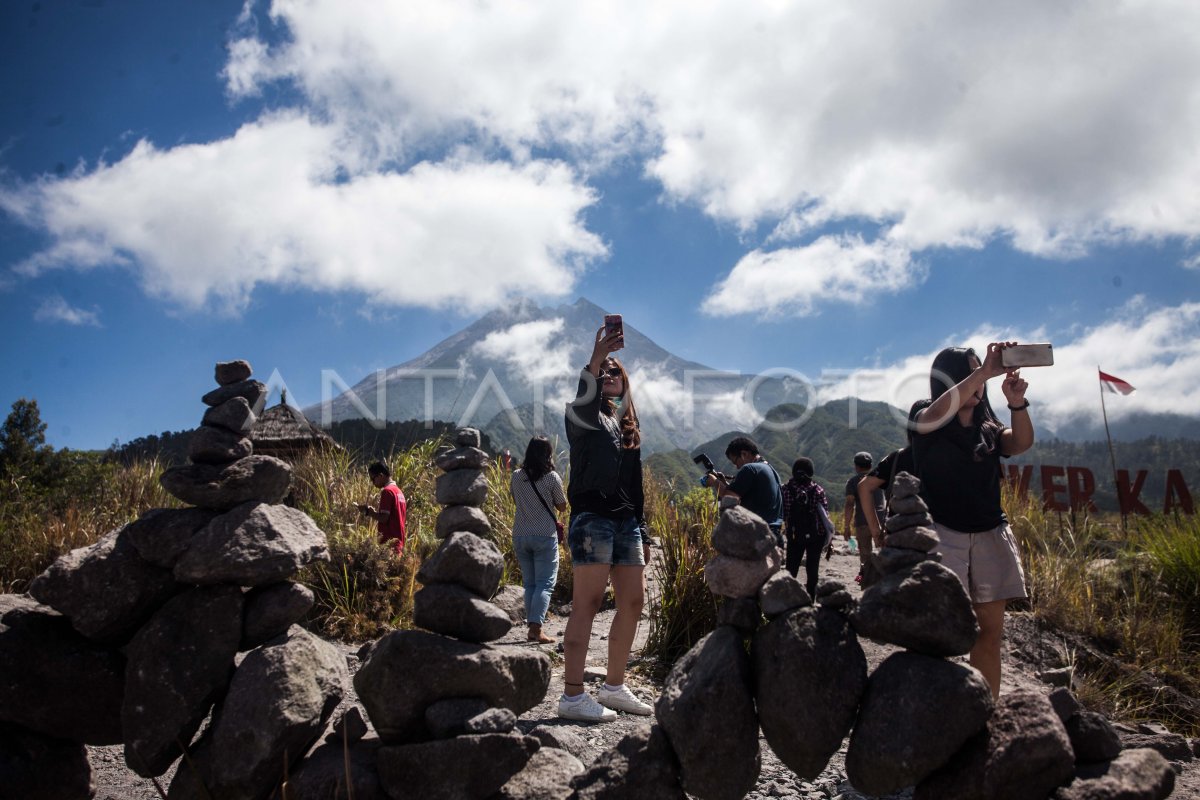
347;427;554;799
0;360;346;800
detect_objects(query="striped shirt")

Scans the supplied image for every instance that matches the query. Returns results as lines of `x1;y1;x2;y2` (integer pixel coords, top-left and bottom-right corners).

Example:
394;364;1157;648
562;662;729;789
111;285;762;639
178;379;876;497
510;469;566;537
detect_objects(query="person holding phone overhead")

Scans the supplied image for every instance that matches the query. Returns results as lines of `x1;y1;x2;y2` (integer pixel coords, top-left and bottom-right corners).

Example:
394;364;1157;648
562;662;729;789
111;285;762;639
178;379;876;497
559;316;653;722
912;342;1034;699
510;436;568;644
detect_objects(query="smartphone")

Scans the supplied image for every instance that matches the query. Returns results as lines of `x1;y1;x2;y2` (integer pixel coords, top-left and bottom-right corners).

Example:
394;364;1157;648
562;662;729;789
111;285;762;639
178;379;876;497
604;314;624;348
1001;343;1054;368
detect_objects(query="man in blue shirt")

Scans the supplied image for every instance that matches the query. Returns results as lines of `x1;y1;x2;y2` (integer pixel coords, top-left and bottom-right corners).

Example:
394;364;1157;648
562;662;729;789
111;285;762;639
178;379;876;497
705;436;785;546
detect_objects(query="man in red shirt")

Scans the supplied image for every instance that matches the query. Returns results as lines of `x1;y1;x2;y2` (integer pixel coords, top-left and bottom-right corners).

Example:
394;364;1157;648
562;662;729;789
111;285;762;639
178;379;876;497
358;461;407;555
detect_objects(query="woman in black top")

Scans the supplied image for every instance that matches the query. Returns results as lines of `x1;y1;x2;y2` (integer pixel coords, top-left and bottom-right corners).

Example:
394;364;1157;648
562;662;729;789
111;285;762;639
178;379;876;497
913;342;1034;699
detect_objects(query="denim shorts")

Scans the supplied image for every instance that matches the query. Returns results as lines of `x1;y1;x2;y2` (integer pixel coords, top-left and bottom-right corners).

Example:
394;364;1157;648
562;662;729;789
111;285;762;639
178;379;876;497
568;512;645;566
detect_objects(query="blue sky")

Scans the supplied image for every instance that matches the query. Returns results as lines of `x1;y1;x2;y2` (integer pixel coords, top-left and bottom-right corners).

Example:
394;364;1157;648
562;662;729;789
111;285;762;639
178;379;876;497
3;0;1200;450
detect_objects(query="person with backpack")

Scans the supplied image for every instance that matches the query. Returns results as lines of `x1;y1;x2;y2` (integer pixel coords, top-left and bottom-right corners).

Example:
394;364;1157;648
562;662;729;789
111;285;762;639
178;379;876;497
857;400;932;547
510;435;567;644
780;457;830;597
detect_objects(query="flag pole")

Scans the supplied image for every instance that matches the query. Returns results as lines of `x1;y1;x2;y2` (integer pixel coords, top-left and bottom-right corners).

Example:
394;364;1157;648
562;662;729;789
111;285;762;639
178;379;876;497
1098;367;1125;534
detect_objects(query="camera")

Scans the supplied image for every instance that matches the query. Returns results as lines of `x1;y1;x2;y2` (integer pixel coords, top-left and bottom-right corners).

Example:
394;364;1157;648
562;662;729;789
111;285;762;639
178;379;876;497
693;453;729;487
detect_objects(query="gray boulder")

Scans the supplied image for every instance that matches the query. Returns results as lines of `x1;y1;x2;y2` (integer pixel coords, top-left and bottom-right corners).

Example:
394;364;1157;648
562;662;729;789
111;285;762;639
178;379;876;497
885;512;934;532
704;549;782;598
215;359;253;385
0;721;94;800
434;503;493;538
492;584;527;623
353;630;551;743
455;427;482;448
413;583;514;642
417;531;505;598
376;734;539;800
174;501;329;586
884;526;939;552
570;724;686;800
0;597;125;744
284;735;385;800
425;697;492;738
711;506;776;560
29;527;176;642
716;597;761;632
887;494;928;515
122;585;243;777
435;468;488;506
875;546;941;575
752;606;867;780
529;724;591;763
201;378;267;409
1119;731;1194;762
1066;711;1123;763
201;395;256;434
241;581;315;650
1049;687;1082;722
1055;748;1175;800
850;560;978;656
188;424;253;464
758;570;812;617
160;455;292;509
329;706;369;745
166;626;347;800
891;471;921;498
819;589;855;609
657;626;760;800
435;445;491;472
125;507;219;568
848;651;993;796
497;746;585;800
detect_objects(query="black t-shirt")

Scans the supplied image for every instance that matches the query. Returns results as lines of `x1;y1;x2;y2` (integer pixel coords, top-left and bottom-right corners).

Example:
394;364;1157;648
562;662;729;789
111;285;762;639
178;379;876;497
845;474;885;526
912;420;1007;533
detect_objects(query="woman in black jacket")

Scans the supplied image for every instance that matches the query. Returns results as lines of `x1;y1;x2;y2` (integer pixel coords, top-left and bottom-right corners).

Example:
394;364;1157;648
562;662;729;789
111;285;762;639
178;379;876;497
558;324;653;723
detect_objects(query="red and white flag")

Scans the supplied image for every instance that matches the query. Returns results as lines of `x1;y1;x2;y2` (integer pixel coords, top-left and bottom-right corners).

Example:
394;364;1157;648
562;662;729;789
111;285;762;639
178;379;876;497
1099;370;1136;395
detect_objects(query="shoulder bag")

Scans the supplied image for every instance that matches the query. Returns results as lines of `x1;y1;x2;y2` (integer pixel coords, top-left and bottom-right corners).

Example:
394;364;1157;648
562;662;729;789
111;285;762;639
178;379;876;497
528;474;566;545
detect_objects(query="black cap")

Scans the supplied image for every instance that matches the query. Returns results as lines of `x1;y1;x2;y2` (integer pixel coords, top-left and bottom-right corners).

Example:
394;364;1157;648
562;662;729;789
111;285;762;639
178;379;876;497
853;452;872;468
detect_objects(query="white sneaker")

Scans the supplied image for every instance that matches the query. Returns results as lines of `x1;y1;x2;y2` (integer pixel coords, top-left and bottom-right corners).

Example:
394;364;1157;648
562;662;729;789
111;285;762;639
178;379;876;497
558;692;618;722
597;683;653;716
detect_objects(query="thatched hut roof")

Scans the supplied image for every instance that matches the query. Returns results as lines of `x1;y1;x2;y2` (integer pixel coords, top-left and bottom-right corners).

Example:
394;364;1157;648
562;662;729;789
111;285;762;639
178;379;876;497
249;391;341;459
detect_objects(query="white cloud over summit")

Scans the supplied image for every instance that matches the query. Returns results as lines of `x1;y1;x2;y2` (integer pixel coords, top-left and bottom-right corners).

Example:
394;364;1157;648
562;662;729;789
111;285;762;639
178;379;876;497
4;0;1200;315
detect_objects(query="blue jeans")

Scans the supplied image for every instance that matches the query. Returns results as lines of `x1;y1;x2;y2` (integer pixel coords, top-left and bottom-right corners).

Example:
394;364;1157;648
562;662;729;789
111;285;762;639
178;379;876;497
513;534;559;625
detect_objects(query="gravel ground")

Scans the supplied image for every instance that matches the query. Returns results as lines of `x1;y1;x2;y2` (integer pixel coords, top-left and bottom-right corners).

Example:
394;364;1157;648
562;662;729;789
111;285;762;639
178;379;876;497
89;541;1199;799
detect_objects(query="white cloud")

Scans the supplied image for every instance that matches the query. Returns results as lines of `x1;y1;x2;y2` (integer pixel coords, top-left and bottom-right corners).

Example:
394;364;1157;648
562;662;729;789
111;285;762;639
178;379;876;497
33;294;101;327
471;318;576;385
1;114;606;313
701;235;919;317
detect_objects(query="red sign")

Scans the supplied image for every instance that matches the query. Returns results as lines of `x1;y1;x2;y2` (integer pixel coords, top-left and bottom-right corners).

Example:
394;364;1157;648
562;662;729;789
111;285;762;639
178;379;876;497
1005;465;1194;515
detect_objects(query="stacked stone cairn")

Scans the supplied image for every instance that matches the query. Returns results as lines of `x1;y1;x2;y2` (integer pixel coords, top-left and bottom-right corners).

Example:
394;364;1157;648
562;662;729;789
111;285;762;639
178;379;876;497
0;360;346;800
344;427;555;799
560;477;1177;800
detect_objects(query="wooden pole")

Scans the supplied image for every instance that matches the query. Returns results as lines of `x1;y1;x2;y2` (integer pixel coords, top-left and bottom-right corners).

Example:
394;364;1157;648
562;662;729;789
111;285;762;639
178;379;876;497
1099;367;1125;535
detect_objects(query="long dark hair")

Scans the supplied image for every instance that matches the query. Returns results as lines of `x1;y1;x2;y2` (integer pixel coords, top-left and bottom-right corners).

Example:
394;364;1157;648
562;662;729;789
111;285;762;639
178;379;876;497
929;347;1002;459
601;357;641;450
521;436;555;484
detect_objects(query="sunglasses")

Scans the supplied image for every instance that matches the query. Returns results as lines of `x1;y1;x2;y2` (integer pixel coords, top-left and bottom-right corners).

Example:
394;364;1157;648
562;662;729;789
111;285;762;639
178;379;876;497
603;367;623;378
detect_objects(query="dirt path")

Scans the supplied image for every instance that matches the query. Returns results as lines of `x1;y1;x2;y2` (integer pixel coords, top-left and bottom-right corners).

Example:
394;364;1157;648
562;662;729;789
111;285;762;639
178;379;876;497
89;541;1199;799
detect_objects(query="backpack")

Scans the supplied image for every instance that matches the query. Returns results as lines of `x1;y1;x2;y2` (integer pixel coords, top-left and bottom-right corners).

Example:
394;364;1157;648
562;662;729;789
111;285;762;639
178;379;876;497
790;482;832;542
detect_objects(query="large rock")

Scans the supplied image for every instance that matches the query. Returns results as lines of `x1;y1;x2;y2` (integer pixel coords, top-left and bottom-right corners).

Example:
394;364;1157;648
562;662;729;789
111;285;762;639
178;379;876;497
704;548;782;598
241;581;315;650
166;627;347;800
1119;731;1195;762
1066;711;1123;763
455;427;482;448
215;360;253;385
497;746;585;800
283;735;385;800
711;506;776;560
202;395;256;434
716;596;761;633
0;721;94;800
848;651;993;796
570;724;686;800
417;531;505;598
174;501;329;586
160;455;292;510
0;596;125;744
434;503;493;538
884;525;940;552
123;585;244;777
201;378;267;409
435;468;488;506
354;630;551;743
125;507;219;568
758;570;812;618
413;583;514;642
492;584;527;623
424;698;513;739
885;511;934;532
657;626;759;800
376;734;539;800
529;724;591;763
188;424;253;464
850;560;979;656
875;545;941;575
28;527;176;642
1054;748;1175;800
435;445;491;472
752;606;867;780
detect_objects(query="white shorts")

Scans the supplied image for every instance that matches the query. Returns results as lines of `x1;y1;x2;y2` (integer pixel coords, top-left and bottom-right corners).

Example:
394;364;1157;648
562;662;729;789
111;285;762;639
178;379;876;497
933;521;1027;605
